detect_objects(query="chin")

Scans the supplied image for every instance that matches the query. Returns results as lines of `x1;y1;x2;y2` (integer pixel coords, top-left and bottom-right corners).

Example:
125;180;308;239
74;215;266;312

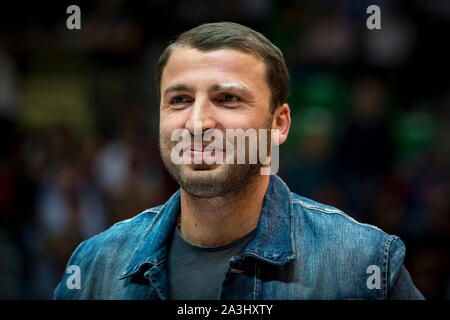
178;165;234;197
181;164;225;180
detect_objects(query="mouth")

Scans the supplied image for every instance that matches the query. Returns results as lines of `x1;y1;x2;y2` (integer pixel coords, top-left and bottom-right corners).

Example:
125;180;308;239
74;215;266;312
182;144;224;163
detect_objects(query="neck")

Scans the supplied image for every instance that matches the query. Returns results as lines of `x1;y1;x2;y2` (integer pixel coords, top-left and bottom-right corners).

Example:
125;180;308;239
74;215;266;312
179;175;270;247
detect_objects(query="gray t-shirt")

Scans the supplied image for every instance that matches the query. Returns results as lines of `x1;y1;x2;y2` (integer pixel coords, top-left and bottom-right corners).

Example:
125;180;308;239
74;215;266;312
167;226;256;300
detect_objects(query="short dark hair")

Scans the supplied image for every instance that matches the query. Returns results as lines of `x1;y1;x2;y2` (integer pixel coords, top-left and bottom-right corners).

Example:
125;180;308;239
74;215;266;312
155;22;290;113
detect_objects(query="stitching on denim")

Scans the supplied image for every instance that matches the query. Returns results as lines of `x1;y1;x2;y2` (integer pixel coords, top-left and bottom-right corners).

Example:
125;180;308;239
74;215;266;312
293;199;342;213
382;236;395;299
293;199;384;233
275;176;297;260
241;252;293;265
120;193;177;277
129;197;172;255
287;185;296;261
111;206;162;228
147;275;165;300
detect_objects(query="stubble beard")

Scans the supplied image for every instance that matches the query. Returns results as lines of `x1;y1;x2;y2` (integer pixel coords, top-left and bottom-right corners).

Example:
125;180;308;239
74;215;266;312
159;120;272;199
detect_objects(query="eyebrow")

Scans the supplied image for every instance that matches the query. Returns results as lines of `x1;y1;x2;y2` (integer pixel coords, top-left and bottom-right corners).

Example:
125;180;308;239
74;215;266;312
163;83;194;97
163;82;255;100
210;82;250;92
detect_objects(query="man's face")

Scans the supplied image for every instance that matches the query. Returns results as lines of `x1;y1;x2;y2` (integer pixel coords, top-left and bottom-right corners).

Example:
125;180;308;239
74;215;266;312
159;47;273;197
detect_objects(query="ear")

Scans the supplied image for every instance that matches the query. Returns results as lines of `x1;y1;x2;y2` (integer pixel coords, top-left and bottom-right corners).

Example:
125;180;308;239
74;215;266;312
271;103;291;145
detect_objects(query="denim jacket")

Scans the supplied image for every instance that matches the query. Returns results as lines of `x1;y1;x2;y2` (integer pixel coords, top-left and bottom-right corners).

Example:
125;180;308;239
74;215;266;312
54;175;421;300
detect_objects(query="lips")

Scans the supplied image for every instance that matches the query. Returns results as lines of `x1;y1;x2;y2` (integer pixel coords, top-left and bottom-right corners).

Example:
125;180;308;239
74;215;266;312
182;142;223;152
182;144;224;163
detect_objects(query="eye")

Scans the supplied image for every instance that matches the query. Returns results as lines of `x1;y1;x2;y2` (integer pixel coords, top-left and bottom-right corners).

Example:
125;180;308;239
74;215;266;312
169;95;192;105
171;96;184;104
218;94;241;104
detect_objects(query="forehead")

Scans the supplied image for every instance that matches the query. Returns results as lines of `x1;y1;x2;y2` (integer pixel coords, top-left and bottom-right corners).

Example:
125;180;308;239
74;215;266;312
160;47;268;91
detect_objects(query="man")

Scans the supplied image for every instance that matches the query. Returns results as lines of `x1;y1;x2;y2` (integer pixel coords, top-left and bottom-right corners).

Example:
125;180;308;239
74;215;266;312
54;22;423;300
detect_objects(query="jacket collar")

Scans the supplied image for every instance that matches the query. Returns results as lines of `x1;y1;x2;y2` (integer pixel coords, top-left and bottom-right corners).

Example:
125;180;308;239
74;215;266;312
120;175;296;279
241;174;296;264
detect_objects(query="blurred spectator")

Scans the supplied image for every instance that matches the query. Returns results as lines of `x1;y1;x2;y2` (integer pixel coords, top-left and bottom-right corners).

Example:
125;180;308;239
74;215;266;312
333;76;393;221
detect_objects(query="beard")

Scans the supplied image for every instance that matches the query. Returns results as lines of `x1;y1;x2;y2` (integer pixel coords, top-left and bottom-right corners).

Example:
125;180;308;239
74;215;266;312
159;118;272;198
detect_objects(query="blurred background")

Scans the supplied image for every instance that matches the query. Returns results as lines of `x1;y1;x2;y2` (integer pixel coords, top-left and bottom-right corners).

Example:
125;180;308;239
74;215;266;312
0;0;449;299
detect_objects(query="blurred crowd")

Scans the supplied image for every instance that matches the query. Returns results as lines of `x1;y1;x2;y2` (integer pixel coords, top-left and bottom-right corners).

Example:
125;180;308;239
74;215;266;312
0;0;449;299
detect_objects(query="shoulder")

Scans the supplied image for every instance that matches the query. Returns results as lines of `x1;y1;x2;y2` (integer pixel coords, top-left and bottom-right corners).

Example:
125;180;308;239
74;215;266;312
290;192;405;269
53;204;165;299
290;192;405;250
79;204;164;254
291;192;387;239
290;192;406;298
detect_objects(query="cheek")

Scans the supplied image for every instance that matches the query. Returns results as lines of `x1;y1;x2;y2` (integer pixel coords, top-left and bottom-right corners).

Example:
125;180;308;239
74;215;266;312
160;113;186;135
215;109;261;130
224;114;269;131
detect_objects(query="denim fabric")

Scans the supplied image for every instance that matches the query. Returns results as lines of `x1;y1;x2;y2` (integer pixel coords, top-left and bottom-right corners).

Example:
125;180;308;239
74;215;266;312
54;175;422;300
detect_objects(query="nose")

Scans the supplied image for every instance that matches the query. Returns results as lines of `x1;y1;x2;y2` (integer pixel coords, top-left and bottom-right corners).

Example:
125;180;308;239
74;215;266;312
185;95;217;134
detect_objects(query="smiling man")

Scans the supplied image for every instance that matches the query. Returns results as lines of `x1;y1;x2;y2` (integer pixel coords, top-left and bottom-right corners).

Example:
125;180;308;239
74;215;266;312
54;22;423;300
